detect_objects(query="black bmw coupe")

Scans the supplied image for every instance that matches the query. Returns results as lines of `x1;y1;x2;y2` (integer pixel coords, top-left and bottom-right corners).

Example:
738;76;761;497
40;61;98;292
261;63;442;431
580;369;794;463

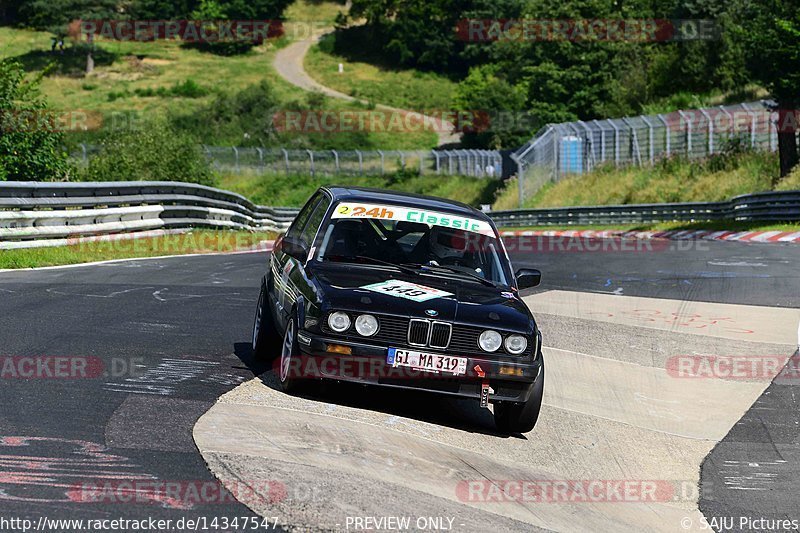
252;187;544;433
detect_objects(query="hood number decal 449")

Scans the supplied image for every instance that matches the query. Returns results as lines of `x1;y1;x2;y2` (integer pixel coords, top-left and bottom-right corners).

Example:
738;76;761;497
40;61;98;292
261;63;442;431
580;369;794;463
360;280;453;302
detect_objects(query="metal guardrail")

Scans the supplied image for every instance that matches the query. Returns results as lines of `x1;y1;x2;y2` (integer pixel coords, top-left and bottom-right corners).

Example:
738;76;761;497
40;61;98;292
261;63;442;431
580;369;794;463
489;190;800;227
2;182;798;249
0;181;299;246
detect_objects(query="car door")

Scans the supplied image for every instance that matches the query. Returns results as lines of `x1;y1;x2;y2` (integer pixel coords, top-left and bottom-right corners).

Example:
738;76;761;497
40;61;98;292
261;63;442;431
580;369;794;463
269;192;322;330
271;192;332;331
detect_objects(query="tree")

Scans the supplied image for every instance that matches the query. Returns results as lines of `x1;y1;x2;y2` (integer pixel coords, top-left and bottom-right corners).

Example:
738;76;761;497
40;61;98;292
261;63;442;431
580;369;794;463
453;65;529;149
0;59;71;181
0;0;25;25
221;0;293;20
740;0;800;178
347;0;520;73
128;0;198;19
18;0;120;75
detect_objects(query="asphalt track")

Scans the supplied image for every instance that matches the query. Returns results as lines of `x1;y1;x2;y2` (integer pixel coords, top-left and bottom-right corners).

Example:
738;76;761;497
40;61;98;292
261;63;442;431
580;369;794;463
0;236;798;532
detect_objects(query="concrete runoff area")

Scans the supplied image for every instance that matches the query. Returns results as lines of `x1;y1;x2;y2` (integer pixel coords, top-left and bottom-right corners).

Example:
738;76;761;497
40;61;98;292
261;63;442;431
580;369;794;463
1;244;796;530
193;289;798;532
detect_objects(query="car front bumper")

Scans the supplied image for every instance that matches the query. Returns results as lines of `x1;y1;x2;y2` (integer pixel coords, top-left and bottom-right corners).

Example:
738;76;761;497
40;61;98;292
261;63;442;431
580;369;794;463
291;330;542;404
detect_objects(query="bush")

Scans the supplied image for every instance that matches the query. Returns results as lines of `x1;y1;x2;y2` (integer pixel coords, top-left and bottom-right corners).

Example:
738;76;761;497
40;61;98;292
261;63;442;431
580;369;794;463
133;80;209;99
170;81;376;149
0;59;71;181
81;120;217;186
170;79;209;98
171;81;280;146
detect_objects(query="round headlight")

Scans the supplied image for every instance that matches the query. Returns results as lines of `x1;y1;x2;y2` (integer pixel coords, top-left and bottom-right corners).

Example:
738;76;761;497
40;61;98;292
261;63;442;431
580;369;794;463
328;311;351;332
478;330;503;352
505;335;528;355
355;314;379;336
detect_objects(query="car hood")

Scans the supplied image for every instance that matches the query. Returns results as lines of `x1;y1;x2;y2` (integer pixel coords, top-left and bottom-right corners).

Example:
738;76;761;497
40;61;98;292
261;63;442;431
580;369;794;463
311;263;534;333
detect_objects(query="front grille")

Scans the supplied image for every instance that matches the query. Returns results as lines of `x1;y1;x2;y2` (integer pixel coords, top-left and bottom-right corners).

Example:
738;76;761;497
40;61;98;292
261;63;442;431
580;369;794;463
322;312;531;357
429;322;452;349
408;319;429;346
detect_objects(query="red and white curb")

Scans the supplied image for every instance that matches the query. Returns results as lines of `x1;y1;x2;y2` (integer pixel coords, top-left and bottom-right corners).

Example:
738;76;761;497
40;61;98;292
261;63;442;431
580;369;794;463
500;229;800;244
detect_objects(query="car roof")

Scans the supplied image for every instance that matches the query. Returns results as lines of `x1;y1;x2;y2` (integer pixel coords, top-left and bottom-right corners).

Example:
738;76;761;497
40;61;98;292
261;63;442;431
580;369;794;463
321;186;489;220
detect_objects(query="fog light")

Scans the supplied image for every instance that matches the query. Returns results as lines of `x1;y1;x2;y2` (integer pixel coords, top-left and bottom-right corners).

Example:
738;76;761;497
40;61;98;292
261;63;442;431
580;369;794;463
326;344;352;355
499;366;524;376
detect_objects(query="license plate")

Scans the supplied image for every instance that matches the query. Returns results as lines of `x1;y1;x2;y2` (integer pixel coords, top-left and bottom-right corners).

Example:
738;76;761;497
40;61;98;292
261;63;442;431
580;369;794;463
387;348;467;376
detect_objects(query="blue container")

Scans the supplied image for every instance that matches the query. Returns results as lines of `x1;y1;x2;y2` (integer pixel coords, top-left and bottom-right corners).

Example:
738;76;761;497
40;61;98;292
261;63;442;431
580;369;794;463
559;136;583;175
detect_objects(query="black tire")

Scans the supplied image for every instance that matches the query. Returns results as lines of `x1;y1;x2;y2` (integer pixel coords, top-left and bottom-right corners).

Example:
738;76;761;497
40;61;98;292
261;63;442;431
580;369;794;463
252;280;279;361
277;310;304;394
493;358;545;434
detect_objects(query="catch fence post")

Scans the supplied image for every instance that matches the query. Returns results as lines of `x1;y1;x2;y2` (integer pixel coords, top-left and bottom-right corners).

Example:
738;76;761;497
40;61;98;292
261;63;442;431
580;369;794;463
679;110;692;156
641;116;655;164
592;121;606;162
700;108;713;155
657;114;670;157
307;149;315;177
607;120;620;167
740;103;757;148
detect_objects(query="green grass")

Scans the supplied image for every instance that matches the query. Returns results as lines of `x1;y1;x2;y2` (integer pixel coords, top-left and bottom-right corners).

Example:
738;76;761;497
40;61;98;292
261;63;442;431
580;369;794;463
493;151;793;210
0;10;437;149
0;230;276;269
0;3;345;117
639;86;769;115
305;34;457;112
220;171;503;207
284;0;349;28
0;27;277;118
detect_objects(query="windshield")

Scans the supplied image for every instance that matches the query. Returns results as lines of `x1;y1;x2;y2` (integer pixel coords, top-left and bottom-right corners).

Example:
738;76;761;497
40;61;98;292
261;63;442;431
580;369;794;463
315;203;510;286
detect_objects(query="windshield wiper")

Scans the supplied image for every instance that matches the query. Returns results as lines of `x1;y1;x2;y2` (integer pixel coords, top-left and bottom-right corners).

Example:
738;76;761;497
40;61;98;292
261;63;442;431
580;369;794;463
403;263;501;288
329;255;420;277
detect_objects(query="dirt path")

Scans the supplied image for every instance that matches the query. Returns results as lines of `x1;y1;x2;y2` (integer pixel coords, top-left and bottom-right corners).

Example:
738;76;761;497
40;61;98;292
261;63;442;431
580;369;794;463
272;34;460;147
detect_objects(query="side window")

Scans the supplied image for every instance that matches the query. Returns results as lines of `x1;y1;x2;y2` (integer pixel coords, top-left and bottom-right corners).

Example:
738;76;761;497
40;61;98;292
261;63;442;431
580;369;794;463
285;193;322;241
300;195;332;249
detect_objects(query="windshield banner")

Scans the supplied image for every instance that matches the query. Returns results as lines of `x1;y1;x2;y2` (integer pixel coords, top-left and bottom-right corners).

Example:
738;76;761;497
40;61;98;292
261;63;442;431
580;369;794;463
332;202;496;237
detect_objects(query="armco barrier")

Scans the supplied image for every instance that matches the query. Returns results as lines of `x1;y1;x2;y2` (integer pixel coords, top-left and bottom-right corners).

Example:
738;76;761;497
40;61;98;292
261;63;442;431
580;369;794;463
1;182;798;248
489;191;800;227
0;181;299;247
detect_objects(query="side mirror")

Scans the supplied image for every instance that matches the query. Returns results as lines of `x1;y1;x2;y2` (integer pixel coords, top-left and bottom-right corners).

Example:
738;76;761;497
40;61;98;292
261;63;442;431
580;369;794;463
281;236;308;260
515;268;541;290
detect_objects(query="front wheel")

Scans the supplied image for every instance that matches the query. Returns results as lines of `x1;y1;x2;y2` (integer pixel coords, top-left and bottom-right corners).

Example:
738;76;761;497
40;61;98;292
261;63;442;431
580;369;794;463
278;311;304;393
493;359;544;434
252;281;279;361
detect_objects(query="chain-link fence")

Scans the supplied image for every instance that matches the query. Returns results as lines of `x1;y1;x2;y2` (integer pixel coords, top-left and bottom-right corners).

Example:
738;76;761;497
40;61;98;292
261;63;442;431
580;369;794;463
200;147;503;178
512;101;782;206
71;145;504;179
